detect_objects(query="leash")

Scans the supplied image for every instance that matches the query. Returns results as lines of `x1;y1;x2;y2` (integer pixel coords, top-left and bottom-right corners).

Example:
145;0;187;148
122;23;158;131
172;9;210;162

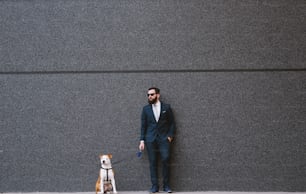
111;158;126;165
98;150;142;167
112;150;142;165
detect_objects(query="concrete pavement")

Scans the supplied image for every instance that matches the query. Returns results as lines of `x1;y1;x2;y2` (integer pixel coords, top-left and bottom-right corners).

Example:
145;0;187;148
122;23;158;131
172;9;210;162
111;192;306;194
2;192;306;194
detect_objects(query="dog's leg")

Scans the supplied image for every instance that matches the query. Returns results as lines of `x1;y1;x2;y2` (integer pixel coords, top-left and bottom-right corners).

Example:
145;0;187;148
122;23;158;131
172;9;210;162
99;170;104;194
111;177;117;193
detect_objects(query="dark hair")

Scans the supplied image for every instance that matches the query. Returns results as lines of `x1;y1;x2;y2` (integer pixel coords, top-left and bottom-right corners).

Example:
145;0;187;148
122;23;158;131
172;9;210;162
148;87;160;94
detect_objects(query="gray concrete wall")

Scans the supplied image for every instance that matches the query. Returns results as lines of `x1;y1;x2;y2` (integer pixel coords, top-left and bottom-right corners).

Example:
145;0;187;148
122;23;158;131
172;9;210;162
0;0;305;192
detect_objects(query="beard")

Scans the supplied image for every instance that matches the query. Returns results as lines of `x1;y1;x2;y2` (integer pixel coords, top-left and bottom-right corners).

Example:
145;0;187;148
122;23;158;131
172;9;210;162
148;97;158;104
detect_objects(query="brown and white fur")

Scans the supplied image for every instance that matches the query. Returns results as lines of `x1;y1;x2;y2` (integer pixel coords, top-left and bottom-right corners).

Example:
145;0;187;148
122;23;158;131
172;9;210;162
95;154;117;194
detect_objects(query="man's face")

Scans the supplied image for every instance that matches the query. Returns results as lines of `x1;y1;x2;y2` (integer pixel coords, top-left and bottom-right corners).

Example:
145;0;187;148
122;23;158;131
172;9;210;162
147;89;159;104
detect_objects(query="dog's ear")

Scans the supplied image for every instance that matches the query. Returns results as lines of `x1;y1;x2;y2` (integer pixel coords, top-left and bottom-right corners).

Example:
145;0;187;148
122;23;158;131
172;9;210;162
99;154;103;158
108;154;112;159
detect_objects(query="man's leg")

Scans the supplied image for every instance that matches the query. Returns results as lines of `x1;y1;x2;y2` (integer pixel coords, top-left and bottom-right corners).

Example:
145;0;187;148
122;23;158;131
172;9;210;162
146;141;159;191
158;140;171;189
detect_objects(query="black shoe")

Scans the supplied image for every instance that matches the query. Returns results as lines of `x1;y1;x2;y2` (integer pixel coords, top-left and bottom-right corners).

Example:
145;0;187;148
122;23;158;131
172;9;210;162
150;185;159;193
163;186;172;193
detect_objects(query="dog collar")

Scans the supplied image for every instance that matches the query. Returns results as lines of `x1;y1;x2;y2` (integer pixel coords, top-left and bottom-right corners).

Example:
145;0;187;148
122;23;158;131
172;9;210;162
101;167;112;170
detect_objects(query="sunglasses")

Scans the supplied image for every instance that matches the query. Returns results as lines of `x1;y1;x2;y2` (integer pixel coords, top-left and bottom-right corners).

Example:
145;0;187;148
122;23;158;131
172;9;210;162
147;93;156;97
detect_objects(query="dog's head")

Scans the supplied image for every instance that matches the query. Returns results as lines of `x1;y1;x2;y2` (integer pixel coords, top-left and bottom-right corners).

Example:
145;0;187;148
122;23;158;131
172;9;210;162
99;154;112;168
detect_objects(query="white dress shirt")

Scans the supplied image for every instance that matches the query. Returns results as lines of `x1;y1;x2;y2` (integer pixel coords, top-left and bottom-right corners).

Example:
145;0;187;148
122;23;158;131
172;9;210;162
152;101;161;122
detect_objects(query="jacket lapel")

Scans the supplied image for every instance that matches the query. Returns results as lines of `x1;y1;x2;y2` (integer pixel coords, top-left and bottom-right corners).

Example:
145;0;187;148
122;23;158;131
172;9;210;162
149;105;157;122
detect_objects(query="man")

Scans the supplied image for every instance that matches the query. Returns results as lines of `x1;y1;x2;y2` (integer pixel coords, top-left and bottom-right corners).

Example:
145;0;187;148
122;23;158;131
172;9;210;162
139;87;176;193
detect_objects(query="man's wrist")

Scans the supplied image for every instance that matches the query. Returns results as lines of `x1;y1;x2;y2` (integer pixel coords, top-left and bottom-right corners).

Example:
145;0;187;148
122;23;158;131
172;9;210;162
140;140;144;143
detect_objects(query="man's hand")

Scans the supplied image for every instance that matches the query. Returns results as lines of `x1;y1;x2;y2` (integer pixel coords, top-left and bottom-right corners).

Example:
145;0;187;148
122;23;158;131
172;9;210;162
139;140;145;151
167;137;173;143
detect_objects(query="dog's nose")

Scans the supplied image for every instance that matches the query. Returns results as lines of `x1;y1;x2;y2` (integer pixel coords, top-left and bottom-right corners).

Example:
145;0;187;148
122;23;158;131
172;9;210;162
102;160;105;163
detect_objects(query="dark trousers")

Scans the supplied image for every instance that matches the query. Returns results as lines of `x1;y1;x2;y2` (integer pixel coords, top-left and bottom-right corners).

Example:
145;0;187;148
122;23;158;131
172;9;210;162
145;139;170;188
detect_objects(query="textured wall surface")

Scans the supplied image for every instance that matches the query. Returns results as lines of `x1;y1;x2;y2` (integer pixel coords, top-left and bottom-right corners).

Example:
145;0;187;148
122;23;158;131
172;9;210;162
0;0;306;192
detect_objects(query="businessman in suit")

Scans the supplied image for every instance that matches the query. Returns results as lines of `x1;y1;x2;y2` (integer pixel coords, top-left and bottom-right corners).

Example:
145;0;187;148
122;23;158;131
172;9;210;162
139;87;176;193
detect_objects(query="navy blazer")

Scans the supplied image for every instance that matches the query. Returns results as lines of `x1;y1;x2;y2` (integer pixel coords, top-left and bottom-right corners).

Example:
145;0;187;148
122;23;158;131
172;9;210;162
140;102;175;143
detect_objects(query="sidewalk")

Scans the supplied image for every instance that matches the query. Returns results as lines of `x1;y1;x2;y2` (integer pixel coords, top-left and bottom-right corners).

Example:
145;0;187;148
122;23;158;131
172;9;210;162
3;192;306;194
112;192;306;194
